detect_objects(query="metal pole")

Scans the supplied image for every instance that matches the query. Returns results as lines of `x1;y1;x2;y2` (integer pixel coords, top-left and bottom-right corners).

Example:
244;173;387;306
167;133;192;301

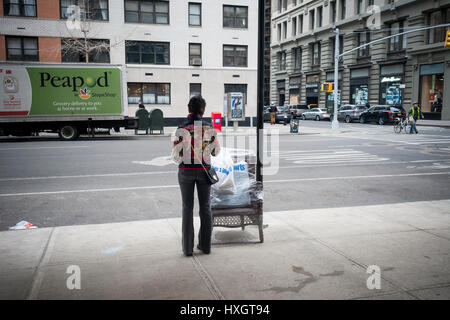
256;0;264;183
332;28;339;131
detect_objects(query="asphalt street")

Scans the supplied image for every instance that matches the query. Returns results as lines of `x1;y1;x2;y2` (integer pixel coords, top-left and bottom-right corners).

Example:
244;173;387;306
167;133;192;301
1;121;450;230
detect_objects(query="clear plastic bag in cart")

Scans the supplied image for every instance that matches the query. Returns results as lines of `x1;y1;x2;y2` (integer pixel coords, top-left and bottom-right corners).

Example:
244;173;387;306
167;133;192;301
211;148;263;209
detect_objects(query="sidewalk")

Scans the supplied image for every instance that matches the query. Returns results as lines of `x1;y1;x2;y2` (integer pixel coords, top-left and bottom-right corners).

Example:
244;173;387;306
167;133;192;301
1;200;449;300
118;123;345;138
417;120;450;128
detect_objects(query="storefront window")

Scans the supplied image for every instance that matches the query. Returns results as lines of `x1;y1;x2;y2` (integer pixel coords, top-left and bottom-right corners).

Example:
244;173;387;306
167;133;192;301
420;63;444;114
350;68;369;105
289;77;301;105
305;74;320;107
380;64;404;106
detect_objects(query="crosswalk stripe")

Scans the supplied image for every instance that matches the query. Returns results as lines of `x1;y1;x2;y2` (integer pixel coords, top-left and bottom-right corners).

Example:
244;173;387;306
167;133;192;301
285;154;377;161
293;158;389;164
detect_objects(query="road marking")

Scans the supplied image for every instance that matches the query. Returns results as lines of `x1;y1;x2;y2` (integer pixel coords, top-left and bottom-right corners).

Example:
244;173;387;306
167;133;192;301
0;185;179;197
1;172;449;197
342;135;450;145
278;159;450;169
276;149;389;164
133;156;173;166
0;146;90;151
0;171;177;182
265;172;450;184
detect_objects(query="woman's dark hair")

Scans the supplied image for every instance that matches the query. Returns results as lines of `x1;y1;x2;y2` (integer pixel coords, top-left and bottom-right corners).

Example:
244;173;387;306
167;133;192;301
188;95;206;115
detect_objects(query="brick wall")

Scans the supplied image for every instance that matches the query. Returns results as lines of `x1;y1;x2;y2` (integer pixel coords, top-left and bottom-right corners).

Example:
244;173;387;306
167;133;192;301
0;0;4;16
39;37;61;62
37;0;60;19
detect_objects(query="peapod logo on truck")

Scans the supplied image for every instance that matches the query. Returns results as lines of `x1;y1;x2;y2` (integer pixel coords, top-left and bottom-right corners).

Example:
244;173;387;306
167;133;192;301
39;72;110;100
26;67;122;116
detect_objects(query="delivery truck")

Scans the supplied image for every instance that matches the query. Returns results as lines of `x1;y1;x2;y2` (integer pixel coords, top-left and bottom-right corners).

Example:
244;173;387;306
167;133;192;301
0;63;136;140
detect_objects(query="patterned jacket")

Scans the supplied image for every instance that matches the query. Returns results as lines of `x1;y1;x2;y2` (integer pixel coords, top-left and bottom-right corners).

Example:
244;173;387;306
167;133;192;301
172;113;220;169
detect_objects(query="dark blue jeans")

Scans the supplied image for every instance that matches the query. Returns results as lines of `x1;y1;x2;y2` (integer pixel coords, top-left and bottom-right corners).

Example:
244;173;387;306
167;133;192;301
178;169;212;255
410;120;418;133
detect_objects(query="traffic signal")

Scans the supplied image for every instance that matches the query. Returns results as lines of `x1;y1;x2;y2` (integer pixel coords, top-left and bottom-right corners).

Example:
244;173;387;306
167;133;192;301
445;30;450;48
321;82;333;92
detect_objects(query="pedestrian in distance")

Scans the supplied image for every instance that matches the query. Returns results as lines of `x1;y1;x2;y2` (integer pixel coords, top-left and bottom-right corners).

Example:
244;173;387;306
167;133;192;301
172;95;220;257
269;104;277;125
138;100;146;110
408;102;424;134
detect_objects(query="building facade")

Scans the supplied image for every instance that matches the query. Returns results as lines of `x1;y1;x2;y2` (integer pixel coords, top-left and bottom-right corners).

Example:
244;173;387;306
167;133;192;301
271;0;450;120
0;0;258;124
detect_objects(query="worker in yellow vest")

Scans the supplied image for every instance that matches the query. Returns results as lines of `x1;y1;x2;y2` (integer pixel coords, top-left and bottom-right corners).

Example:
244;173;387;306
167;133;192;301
408;102;424;134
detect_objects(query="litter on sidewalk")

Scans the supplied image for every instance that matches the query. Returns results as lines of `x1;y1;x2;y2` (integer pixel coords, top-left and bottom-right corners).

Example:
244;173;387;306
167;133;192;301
9;221;38;230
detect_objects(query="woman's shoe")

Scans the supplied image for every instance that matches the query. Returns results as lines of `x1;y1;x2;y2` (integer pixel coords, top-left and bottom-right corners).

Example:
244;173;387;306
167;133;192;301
197;244;211;254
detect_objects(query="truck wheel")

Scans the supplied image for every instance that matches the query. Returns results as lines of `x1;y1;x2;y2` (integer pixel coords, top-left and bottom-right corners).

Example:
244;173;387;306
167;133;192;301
59;125;79;141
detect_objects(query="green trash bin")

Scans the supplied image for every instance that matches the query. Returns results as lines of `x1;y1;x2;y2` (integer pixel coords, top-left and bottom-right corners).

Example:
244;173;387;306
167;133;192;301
135;108;150;135
149;109;164;134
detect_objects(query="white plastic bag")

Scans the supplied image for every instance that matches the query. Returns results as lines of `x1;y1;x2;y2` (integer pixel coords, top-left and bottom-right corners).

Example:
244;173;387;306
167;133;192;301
211;161;251;208
211;148;236;194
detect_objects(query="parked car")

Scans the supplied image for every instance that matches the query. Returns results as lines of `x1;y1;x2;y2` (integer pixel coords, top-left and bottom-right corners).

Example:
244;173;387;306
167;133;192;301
302;108;331;121
288;104;310;119
337;105;368;123
359;105;406;125
275;106;292;124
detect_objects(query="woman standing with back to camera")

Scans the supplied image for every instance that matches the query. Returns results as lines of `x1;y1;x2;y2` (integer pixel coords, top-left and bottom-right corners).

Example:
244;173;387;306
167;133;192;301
172;95;220;256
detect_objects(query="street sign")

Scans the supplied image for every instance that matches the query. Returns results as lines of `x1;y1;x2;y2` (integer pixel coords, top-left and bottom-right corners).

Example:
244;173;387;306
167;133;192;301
445;30;450;48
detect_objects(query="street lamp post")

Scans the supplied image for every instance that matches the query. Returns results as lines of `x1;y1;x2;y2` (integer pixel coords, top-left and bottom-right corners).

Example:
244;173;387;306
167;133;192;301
332;28;340;131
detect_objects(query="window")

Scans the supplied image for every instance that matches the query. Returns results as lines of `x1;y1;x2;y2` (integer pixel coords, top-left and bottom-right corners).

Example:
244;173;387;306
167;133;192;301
278;51;286;70
389;21;406;52
278;0;287;12
311;42;321;66
293;47;302;70
358;30;370;57
189;43;202;66
340;0;346;20
124;0;169;24
190;83;201;98
61;0;109;20
299;15;304;34
292;17;297;37
317;6;323;27
283;21;287;39
62;39;110;63
6;36;38;61
128;83;170;104
223;5;248;28
125;41;170;64
277;23;282;41
357;0;363;14
4;0;36;17
310;10;315;31
223;45;248;67
188;2;201;26
428;9;450;44
331;1;336;23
